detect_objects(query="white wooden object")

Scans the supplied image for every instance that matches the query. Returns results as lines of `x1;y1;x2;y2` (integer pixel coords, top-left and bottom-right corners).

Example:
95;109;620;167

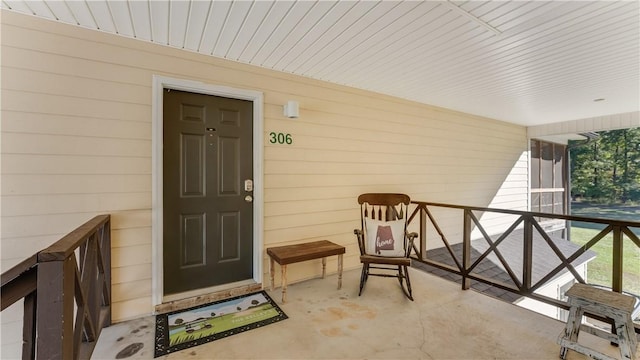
557;283;638;360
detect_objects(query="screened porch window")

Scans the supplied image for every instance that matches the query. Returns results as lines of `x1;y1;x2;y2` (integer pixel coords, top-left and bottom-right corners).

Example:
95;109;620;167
531;140;566;216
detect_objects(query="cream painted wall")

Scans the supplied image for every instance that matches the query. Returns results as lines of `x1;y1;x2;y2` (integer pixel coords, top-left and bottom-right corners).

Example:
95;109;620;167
1;10;528;356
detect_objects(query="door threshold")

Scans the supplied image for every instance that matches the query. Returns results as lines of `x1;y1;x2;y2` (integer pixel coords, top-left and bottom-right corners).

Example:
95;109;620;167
156;280;262;314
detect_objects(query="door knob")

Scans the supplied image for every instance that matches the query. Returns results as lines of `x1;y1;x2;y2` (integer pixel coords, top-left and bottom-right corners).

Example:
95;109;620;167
245;195;253;203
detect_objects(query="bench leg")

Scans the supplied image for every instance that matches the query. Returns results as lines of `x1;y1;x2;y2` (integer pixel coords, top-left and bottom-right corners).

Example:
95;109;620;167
626;314;638;351
322;257;326;278
337;254;343;290
559;305;582;359
615;318;636;360
270;257;275;291
281;264;287;303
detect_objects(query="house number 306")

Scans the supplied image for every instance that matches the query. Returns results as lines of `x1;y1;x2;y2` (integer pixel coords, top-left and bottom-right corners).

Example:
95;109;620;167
269;132;293;145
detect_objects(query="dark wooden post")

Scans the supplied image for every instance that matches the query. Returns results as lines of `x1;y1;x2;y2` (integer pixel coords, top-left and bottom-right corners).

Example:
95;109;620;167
462;209;471;290
102;219;112;326
523;215;533;292
22;292;36;360
612;225;623;293
605;225;624;344
36;257;75;360
84;235;99;343
420;204;427;260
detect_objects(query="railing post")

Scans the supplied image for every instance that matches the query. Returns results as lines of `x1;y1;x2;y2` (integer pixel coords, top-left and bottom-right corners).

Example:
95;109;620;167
612;225;623;293
420;205;427;260
462;209;471;290
523;215;533;292
22;292;36;360
99;218;112;327
37;258;75;360
84;234;100;343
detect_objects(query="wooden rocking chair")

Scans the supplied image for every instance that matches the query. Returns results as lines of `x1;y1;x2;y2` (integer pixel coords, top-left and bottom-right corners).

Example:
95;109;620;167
354;193;418;300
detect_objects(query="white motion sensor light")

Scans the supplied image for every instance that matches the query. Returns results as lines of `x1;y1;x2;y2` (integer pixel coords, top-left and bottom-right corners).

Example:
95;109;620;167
283;100;299;118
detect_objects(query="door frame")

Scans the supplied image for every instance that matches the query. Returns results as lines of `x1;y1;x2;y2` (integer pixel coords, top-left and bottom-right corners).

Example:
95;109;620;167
151;75;264;308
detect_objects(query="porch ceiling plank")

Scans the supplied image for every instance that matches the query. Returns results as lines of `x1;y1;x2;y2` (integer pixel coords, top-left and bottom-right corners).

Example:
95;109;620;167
225;0;275;61
212;0;255;58
42;0;76;24
2;1;24;12
361;23;491;93
312;0;427;80
128;0;152;42
64;0;97;29
181;0;210;52
262;0;337;70
292;1;379;75
417;2;628;94
474;1;523;24
324;1;443;84
500;1;596;37
15;0;53;19
491;1;558;32
486;17;640;96
306;1;411;75
148;0;169;45
276;1;357;72
197;0;232;55
85;0;116;34
250;0;316;67
1;0;638;125
465;0;508;19
166;0;189;49
234;1;287;63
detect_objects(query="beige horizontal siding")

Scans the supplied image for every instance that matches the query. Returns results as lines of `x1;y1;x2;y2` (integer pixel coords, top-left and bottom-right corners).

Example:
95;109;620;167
1;11;529;356
1;194;150;217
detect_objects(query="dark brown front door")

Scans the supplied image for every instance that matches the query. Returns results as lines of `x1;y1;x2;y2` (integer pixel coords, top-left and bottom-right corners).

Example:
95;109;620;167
163;89;253;296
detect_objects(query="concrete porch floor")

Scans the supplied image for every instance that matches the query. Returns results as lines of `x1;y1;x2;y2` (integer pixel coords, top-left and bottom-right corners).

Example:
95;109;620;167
92;268;635;359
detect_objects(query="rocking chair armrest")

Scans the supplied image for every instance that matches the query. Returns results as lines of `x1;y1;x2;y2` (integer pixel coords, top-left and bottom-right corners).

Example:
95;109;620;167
405;232;418;257
354;229;365;255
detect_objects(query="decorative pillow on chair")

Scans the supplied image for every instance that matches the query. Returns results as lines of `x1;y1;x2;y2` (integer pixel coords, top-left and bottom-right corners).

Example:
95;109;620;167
364;218;406;257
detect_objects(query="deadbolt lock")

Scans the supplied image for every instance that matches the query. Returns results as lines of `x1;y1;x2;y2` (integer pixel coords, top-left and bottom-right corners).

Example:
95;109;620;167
244;179;253;192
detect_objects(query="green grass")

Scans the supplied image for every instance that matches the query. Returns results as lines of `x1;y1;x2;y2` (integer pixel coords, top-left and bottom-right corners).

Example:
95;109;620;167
571;202;640;222
570;227;640;296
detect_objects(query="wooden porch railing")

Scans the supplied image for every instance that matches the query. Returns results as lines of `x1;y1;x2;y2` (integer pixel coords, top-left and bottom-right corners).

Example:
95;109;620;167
1;215;112;360
407;201;640;332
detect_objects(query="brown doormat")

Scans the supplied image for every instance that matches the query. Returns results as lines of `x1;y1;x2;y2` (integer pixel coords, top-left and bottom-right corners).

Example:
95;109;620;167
154;291;287;357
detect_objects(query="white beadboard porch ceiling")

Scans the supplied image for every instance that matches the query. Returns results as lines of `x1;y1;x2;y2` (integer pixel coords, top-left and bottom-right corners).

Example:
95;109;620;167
2;1;639;126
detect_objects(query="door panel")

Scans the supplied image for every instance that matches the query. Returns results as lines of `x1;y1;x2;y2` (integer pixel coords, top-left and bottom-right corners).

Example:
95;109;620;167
163;89;253;296
220;212;240;260
181;214;205;267
181;134;205;196
219;137;239;194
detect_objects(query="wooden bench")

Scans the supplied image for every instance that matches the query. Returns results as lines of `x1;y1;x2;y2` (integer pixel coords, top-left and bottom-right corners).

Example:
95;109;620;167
558;283;638;360
267;240;345;303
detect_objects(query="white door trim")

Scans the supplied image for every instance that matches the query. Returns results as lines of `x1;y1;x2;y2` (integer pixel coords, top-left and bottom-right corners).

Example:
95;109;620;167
151;75;264;308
